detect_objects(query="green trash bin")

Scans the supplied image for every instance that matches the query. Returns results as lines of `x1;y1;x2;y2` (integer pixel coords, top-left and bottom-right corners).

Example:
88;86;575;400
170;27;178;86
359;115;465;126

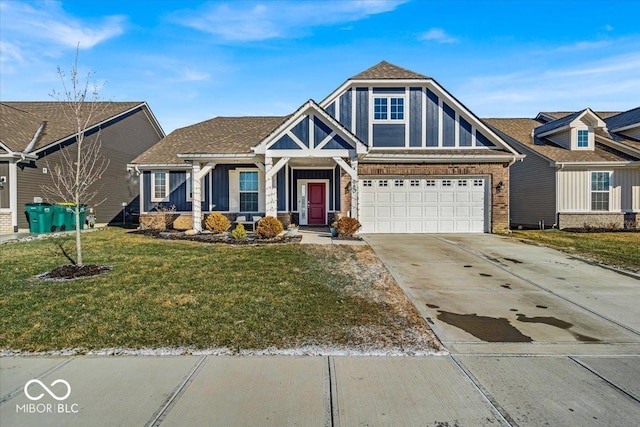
51;204;68;231
25;203;53;234
60;204;86;230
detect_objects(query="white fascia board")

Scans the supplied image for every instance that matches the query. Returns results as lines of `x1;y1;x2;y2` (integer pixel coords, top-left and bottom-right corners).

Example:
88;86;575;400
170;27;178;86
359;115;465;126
363;153;523;163
268;149;355;158
610;122;640;133
0;141;13;153
127;163;189;170
319;79;430;108
139;102;167;138
555;161;640;168
595;135;640;158
31;103;148;155
536;124;571;138
425;79;522;156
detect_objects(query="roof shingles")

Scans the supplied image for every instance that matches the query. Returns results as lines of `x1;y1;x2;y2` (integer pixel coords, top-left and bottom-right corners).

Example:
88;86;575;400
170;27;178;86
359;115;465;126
349;61;428;80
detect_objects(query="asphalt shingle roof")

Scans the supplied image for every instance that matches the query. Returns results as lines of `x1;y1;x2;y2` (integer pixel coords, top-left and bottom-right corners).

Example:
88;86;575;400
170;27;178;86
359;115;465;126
131;116;288;165
533;110;584;135
541;111;620;120
0;101;143;152
484;118;639;163
349;61;429;80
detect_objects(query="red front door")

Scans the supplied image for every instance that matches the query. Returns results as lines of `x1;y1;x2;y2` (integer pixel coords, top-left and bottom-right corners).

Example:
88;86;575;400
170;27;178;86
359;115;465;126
307;183;326;225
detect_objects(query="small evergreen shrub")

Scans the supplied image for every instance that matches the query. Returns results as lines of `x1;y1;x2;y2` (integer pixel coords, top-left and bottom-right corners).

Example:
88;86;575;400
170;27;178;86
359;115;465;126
332;216;361;237
255;216;284;239
205;212;231;233
231;223;247;239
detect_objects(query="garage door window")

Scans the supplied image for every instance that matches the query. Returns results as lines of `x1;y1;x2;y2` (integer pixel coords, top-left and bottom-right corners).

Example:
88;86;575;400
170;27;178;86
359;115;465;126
410;180;420;187
394;180;404;187
458;180;467;186
442;180;452;187
362;180;372;187
426;180;436;187
379;180;388;187
474;180;483;187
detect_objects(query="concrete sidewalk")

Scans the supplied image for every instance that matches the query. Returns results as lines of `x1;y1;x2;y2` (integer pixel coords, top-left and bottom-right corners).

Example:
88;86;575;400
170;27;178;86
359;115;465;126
2;355;639;426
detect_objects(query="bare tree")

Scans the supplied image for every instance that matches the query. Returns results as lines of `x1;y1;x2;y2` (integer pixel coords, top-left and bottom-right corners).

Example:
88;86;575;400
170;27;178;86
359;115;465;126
42;50;109;266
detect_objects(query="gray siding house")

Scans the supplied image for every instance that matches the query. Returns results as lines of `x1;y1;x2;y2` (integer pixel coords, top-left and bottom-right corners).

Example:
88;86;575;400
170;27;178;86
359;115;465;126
0;102;164;232
130;61;523;234
486;107;640;229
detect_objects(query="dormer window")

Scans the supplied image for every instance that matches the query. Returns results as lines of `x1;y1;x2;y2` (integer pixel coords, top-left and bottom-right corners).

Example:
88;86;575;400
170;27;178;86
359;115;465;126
374;96;404;121
577;130;589;148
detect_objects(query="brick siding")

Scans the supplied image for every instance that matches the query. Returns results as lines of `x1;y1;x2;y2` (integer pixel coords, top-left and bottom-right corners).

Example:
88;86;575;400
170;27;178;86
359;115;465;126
0;212;12;233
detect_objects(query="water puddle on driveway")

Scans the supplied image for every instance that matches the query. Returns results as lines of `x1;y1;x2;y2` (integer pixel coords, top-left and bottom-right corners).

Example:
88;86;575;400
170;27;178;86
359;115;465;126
516;314;600;342
436;311;533;342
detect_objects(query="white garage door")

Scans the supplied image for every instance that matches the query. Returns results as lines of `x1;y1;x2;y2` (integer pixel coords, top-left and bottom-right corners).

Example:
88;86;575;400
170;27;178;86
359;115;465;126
359;178;487;233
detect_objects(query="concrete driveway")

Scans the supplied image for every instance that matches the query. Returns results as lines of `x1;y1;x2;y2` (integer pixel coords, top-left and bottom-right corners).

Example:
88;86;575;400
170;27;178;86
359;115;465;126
364;233;640;425
365;233;640;355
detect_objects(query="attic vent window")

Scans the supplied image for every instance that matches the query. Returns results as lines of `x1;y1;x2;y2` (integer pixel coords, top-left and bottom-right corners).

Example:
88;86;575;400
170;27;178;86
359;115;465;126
577;130;589;148
373;97;404;121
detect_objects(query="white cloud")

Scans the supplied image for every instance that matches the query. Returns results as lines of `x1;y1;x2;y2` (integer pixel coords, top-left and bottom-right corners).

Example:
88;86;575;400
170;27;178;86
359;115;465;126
0;1;126;52
459;51;640;117
171;0;407;42
181;68;210;82
419;28;458;44
604;24;614;31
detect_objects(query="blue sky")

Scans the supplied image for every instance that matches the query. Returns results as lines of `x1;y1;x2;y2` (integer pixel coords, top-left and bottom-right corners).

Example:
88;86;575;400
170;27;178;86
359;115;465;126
1;0;639;134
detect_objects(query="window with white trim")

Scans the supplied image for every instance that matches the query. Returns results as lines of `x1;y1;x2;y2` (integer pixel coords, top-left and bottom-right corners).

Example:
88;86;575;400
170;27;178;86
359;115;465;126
373;97;404;121
591;172;610;211
239;171;259;212
362;180;372;187
473;179;483;187
425;180;436;187
442;180;452;187
394;179;404;187
378;180;388;187
458;180;467;186
151;172;169;202
410;180;420;187
186;172;205;202
577;130;589;148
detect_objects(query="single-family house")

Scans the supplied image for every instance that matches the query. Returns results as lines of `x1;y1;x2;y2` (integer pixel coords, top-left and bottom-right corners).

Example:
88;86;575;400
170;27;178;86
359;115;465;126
130;61;524;234
486;107;640;229
0;102;164;232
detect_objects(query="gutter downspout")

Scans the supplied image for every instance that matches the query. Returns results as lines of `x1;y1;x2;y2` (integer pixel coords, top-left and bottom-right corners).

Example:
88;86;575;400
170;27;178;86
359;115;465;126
554;163;565;228
23;122;45;155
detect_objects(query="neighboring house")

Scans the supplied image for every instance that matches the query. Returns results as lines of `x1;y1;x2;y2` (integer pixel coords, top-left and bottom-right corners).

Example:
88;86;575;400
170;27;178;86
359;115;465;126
130;61;523;234
486;107;640;229
0;102;164;232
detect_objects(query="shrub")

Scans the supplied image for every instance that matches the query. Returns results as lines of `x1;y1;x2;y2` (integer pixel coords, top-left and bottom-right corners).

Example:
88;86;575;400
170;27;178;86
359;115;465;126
255;216;284;239
147;205;176;231
332;216;361;237
205;212;231;233
231;223;247;239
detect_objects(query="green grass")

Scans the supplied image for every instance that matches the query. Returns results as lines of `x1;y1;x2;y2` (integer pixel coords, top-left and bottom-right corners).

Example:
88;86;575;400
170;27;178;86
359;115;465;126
506;230;640;272
0;228;425;352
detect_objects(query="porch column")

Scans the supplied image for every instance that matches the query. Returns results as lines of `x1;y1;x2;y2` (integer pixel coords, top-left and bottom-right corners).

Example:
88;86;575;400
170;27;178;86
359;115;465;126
350;157;358;220
192;162;202;233
265;156;277;217
9;161;18;232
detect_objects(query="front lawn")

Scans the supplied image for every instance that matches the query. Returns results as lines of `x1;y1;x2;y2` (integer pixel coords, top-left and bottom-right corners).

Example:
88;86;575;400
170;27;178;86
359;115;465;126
0;228;438;353
506;230;639;272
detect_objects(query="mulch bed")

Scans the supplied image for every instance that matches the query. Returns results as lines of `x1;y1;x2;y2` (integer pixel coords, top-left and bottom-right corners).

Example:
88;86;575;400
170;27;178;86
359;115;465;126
561;228;639;233
131;229;302;245
39;264;112;280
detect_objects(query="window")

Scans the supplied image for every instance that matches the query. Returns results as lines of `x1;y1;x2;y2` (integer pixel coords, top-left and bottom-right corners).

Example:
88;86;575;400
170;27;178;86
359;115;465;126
442;180;452;187
410;180;420;187
394;179;404;187
378;180;388;187
239;171;259;212
458;180;467;187
473;179;484;187
151;172;168;202
425;180;436;187
591;172;610;211
362;180;372;187
373;97;404;121
577;130;589;148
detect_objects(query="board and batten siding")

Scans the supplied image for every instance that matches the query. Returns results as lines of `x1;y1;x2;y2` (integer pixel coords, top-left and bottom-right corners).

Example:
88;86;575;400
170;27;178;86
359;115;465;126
0;162;9;209
16;107;162;228
557;168;640;213
509;151;556;227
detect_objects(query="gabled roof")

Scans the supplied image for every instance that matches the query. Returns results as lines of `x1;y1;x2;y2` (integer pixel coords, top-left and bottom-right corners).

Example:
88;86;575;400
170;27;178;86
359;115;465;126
533;108;606;137
605;107;640;131
485;118;639;163
349;61;429;80
131;116;287;165
0;101;146;153
540;111;620;120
